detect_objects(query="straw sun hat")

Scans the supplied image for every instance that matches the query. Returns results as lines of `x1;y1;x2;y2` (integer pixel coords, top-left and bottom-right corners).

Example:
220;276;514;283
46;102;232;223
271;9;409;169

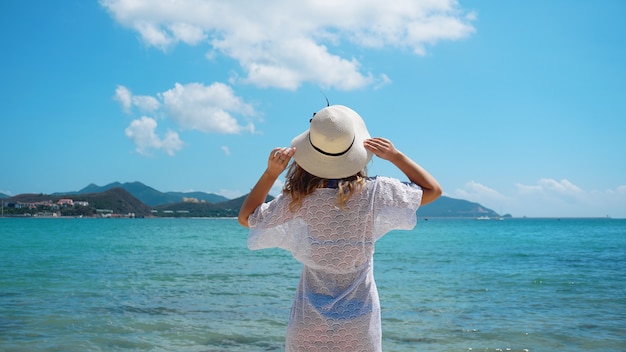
290;105;373;179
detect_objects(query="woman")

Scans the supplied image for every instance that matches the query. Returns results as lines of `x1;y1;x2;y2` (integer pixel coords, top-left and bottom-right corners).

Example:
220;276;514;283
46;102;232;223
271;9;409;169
238;105;441;352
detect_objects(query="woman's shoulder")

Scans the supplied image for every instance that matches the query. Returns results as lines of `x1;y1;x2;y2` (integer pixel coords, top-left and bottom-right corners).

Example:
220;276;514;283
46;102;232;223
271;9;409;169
366;175;414;186
365;176;422;195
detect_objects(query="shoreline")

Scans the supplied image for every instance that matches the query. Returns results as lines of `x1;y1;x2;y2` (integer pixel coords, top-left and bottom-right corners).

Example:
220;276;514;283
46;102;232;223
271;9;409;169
0;215;621;220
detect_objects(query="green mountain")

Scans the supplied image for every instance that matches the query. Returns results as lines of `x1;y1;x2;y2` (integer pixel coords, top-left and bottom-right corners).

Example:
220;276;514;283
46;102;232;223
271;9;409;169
419;196;505;218
4;182;508;218
4;188;152;217
154;194;505;218
57;181;228;206
152;195;275;218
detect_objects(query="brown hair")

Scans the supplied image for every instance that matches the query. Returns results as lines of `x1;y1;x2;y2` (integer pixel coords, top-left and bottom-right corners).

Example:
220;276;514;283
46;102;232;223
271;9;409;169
283;162;366;212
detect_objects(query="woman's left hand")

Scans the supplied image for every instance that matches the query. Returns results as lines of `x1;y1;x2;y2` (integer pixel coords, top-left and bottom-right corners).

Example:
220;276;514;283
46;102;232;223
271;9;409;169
267;147;296;177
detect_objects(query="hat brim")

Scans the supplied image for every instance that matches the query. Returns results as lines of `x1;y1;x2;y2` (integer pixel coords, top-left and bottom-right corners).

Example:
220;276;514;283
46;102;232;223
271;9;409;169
290;106;372;179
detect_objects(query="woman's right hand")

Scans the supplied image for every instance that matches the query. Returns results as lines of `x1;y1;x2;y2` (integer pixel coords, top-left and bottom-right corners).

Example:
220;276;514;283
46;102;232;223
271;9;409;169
364;137;400;162
364;137;442;205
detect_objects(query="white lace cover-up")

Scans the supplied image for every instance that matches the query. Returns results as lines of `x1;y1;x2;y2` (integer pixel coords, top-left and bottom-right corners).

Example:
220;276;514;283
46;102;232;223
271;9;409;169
247;176;423;352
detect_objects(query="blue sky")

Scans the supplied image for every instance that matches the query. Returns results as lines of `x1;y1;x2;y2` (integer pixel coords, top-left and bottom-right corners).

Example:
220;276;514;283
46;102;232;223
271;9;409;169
2;0;625;218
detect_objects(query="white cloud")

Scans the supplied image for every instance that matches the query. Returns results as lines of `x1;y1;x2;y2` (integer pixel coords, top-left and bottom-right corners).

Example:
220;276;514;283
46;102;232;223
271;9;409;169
374;74;392;90
169;22;206;45
160;82;255;134
135;21;172;49
132;95;161;113
218;188;245;200
125;116;183;156
515;183;542;195
454;180;506;201
450;179;626;218
228;38;374;90
452;180;508;212
117;82;256;156
114;85;161;114
114;85;133;113
221;146;231;156
586;186;626;216
509;178;585;216
516;178;583;197
100;0;475;90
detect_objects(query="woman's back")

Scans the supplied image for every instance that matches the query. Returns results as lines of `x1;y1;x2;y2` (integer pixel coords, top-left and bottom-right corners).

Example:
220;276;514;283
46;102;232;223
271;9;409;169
292;186;375;273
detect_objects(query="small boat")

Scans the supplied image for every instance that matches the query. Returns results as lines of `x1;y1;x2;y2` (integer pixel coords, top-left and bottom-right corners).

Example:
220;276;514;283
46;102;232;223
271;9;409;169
475;216;490;220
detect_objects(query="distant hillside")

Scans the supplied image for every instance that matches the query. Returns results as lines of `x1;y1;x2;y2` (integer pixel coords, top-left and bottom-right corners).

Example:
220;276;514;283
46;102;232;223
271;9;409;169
154;194;504;218
152;195;275;217
57;181;228;206
0;192;9;199
79;188;152;217
5;188;152;217
4;182;507;218
419;196;504;218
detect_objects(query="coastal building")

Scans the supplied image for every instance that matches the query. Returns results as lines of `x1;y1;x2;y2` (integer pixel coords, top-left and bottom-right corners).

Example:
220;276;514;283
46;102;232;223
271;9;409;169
58;199;74;206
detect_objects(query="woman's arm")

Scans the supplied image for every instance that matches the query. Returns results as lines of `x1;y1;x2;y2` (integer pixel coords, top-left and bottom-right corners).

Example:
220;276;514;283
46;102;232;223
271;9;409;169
238;147;295;227
364;137;442;205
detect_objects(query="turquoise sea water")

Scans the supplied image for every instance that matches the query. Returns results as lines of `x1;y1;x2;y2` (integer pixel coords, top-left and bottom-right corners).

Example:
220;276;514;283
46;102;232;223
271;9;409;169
1;217;624;351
